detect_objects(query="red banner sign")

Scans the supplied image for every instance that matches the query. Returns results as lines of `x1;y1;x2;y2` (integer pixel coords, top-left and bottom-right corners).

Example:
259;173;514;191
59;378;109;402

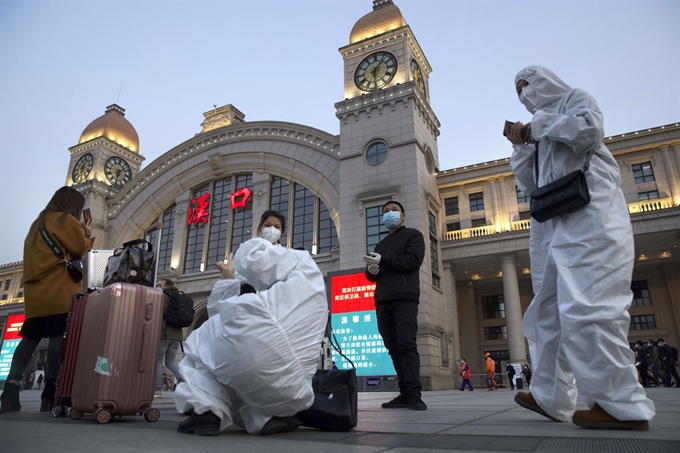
330;272;376;314
2;314;25;341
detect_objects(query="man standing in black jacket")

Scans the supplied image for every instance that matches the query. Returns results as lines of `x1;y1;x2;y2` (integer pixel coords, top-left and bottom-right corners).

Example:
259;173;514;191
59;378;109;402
364;201;427;411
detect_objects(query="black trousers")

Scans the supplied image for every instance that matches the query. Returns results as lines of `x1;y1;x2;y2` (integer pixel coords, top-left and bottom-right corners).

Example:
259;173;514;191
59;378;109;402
662;362;680;387
376;300;422;396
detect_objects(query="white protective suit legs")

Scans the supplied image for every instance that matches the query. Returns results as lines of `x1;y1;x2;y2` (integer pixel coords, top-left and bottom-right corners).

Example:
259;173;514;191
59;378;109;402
523;176;655;422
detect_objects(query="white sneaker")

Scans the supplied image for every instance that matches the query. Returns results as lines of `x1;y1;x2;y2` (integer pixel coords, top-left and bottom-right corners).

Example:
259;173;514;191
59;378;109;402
154;390;162;398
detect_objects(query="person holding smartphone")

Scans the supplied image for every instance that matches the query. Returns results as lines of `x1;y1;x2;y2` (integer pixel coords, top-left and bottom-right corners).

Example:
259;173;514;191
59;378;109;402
0;187;94;413
506;66;654;430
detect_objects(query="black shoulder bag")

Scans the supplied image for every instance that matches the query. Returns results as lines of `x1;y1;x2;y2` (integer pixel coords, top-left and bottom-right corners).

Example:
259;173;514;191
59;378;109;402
39;225;83;283
529;142;595;223
296;326;358;431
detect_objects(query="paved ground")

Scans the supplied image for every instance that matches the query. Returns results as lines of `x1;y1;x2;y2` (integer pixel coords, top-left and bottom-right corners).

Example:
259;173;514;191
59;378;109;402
1;387;679;452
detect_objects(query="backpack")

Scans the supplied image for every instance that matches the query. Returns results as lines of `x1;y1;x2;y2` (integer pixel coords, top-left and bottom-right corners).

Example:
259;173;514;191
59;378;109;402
163;290;195;328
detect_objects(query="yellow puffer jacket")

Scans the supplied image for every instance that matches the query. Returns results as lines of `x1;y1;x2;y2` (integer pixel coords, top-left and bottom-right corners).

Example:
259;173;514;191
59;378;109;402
23;212;93;319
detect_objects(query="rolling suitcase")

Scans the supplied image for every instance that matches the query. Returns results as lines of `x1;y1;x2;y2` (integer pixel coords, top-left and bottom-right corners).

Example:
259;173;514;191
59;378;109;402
52;292;90;417
516;378;524;390
69;283;164;424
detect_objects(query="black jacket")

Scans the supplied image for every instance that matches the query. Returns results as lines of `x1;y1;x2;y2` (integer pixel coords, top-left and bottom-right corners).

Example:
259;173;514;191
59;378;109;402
365;226;425;304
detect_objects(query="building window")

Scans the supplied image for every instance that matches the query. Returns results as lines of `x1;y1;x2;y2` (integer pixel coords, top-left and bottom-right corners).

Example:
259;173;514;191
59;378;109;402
469;192;485;211
184;184;210;274
148;204;176;274
638;190;659;201
428;211;440;289
519;211;532;220
425;149;435;174
484;326;508;340
516;186;530;204
230;174;254;255
446;222;460;232
3;280;9;290
630;315;656;331
206;178;232;266
270;177;290;248
292;184;314;251
631;281;652;307
482;295;505;319
318;200;338;254
0;294;7;301
471;218;487;228
365;141;388;165
366;206;389;254
444;197;459;216
632;162;655;184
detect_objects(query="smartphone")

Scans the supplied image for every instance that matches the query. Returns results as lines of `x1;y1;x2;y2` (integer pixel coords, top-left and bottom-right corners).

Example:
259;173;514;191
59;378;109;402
83;208;92;224
503;120;515;137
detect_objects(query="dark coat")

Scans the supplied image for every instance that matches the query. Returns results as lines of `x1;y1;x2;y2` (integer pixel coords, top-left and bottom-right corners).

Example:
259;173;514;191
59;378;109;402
365;225;425;304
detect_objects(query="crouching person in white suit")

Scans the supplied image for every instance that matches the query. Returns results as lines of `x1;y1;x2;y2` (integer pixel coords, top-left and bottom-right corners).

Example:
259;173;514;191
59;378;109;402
175;237;328;436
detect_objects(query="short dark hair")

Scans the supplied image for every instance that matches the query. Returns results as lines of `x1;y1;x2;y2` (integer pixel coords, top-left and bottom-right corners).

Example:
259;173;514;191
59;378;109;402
658;338;665;343
257;210;286;234
636;340;644;346
383;200;404;213
161;278;175;286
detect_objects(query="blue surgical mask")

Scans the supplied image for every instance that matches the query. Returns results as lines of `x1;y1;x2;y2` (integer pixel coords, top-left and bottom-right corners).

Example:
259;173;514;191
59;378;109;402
383;211;402;228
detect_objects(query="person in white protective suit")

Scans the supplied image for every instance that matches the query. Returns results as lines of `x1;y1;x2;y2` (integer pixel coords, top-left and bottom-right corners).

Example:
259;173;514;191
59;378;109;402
174;235;328;436
506;66;655;431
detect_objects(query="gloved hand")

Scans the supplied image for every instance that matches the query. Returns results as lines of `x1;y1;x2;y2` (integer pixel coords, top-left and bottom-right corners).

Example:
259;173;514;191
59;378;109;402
362;252;381;265
367;264;379;275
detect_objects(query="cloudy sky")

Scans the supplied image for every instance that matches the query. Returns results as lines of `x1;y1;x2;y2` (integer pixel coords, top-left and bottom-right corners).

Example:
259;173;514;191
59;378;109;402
0;0;678;264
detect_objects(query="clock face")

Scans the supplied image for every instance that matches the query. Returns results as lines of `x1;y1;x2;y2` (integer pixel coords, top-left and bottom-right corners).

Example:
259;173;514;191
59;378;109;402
104;156;132;188
411;59;426;96
72;153;93;184
354;51;398;91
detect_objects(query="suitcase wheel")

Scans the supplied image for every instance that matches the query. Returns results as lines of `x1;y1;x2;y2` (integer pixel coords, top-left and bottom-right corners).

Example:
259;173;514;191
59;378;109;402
70;409;83;420
95;409;112;424
52;405;63;418
144;407;161;422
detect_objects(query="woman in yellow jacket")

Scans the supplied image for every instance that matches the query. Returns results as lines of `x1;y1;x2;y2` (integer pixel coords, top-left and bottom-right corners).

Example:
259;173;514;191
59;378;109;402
0;187;93;413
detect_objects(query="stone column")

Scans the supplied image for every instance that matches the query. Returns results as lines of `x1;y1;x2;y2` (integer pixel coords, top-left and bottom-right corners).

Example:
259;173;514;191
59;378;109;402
488;178;502;232
500;254;527;363
498;176;510;231
664;144;680;206
442;262;461;387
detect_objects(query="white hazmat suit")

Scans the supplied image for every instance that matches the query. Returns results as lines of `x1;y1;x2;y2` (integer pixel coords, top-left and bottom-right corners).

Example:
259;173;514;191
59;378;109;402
174;238;328;433
510;66;655;422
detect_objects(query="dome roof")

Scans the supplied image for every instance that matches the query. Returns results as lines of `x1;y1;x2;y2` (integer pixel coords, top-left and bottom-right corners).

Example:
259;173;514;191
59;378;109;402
79;104;139;153
349;0;406;44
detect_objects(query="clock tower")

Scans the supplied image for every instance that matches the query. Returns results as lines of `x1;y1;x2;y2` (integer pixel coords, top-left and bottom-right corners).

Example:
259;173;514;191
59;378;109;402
66;104;143;247
336;0;451;389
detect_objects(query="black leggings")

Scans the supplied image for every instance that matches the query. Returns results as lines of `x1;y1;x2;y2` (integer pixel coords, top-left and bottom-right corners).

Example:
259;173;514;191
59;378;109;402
7;335;63;384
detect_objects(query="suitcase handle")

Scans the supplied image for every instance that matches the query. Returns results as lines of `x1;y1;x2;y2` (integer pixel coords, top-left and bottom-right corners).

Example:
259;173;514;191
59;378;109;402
138;302;155;373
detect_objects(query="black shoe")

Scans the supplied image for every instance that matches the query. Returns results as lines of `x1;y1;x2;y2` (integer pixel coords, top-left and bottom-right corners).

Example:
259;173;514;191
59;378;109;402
177;411;221;436
261;416;302;435
408;394;427;411
40;382;56;412
0;383;21;413
381;393;409;409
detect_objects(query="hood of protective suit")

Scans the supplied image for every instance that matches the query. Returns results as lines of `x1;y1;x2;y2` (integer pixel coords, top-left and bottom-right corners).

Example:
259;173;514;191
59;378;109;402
234;238;299;292
515;66;572;114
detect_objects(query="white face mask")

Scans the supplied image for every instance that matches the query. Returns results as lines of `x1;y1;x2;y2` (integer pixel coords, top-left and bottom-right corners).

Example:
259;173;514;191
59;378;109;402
519;84;538;112
261;226;281;244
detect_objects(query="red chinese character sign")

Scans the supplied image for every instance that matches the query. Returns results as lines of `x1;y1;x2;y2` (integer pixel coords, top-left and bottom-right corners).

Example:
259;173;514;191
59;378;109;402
230;187;252;210
187;193;211;225
329;271;396;377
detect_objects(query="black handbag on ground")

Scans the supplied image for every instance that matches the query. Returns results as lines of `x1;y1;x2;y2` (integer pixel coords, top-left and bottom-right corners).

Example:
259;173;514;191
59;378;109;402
296;332;358;431
103;239;155;287
529;142;595;223
39;225;83;283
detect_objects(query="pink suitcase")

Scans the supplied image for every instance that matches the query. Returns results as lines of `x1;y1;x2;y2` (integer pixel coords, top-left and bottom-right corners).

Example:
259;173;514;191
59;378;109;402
69;283;164;424
53;292;90;417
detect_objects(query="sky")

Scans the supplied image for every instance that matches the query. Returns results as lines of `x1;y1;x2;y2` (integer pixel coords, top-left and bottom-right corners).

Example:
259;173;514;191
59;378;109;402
1;0;678;264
